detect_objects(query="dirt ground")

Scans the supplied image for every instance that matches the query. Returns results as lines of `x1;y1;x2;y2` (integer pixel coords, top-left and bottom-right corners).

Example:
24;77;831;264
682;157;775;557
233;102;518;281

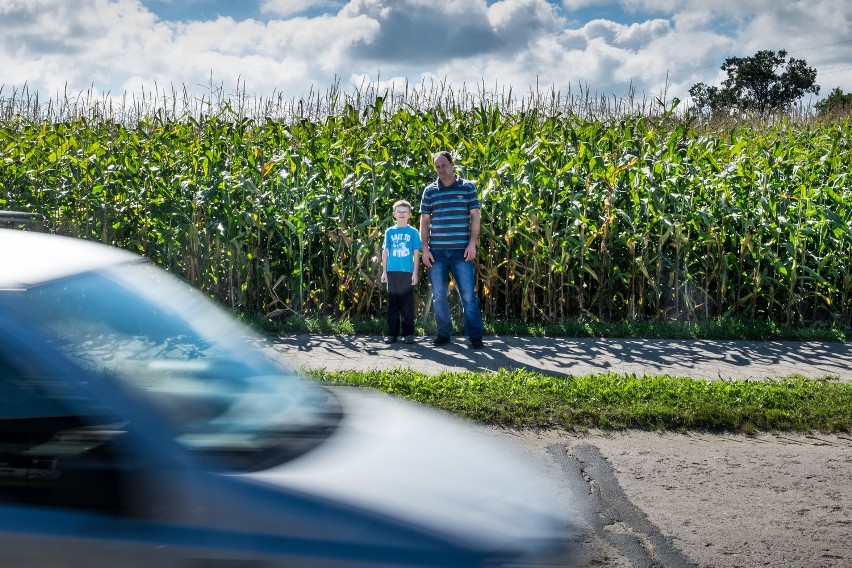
487;428;852;568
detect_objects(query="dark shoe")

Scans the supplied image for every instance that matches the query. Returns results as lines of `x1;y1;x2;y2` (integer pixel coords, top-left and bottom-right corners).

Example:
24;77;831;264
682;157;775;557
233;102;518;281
384;336;397;344
404;335;415;344
433;335;451;346
470;338;484;349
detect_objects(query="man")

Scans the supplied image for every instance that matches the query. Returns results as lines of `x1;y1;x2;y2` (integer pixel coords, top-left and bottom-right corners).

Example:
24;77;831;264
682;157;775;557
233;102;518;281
419;150;484;349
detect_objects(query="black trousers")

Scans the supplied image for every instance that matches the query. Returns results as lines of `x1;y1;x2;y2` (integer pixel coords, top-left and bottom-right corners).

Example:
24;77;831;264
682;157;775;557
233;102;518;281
386;271;415;337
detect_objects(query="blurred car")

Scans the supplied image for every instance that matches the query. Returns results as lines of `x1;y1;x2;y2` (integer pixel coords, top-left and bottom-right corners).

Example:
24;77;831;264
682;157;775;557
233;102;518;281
0;228;575;567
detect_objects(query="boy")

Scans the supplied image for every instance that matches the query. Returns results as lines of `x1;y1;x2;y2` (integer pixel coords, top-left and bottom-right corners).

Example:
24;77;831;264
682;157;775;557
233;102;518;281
381;200;422;344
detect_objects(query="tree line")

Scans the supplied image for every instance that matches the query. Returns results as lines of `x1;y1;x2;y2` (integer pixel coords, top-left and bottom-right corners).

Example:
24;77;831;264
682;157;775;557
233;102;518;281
689;49;851;116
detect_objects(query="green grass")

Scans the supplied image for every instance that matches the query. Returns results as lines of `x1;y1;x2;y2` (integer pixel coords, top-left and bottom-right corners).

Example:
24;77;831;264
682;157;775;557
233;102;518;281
241;313;848;342
308;368;852;433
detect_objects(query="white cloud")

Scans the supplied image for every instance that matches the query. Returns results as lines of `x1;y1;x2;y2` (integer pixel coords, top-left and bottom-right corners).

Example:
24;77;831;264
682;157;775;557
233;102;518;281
0;0;169;95
1;0;849;111
489;0;561;32
339;0;499;63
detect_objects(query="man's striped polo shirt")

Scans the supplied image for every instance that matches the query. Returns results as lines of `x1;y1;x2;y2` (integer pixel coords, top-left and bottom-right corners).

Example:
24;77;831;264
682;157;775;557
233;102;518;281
420;177;480;250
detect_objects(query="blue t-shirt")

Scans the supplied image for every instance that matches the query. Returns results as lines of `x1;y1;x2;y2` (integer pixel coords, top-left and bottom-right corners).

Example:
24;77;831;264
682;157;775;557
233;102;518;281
383;225;422;273
420;177;480;249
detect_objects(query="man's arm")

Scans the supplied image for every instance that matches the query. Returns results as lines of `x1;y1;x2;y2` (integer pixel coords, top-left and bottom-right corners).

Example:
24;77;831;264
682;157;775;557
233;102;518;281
464;208;480;261
420;213;434;267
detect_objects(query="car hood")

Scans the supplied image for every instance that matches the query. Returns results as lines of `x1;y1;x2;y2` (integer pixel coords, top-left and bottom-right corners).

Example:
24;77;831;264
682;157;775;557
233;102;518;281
0;229;137;288
244;387;568;550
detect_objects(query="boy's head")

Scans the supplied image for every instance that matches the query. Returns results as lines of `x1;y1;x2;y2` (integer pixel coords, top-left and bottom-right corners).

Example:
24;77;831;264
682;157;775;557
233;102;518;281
392;200;412;225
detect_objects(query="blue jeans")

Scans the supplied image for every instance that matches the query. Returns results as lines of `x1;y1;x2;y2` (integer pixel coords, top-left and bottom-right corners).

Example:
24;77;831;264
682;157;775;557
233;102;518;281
428;249;483;340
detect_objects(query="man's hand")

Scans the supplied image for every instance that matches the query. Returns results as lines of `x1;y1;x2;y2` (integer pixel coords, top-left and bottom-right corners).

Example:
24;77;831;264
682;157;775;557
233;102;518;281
464;244;477;262
422;248;434;268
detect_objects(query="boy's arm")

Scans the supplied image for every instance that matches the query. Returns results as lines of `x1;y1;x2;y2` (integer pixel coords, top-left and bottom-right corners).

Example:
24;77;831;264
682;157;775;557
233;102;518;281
381;248;389;283
411;249;420;285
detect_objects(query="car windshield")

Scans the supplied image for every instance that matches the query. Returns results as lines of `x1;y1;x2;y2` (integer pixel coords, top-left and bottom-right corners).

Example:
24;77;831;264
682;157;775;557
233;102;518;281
16;261;340;471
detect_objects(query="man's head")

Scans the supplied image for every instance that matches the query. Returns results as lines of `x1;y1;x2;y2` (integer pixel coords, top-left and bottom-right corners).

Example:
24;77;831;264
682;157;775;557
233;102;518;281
432;151;456;186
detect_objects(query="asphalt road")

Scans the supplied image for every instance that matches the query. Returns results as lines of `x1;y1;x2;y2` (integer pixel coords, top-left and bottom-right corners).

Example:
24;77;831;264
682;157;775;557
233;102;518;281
265;334;852;382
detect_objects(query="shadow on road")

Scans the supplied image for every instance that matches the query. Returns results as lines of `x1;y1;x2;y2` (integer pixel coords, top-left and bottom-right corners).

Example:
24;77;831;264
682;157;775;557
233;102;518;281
266;335;852;381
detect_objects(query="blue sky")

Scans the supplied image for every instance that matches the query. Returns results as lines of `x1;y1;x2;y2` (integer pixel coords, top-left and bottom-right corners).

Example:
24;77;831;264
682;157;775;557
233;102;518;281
2;1;849;110
145;0;266;21
144;0;646;26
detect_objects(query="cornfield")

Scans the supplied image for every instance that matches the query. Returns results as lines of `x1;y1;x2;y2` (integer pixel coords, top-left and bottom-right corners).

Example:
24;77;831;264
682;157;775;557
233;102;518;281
1;81;850;326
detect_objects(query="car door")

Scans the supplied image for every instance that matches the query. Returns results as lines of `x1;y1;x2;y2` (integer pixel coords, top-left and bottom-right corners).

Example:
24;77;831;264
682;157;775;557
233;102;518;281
0;320;198;568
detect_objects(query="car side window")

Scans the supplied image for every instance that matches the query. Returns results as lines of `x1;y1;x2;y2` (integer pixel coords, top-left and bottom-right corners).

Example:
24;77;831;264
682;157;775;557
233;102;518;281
0;351;130;516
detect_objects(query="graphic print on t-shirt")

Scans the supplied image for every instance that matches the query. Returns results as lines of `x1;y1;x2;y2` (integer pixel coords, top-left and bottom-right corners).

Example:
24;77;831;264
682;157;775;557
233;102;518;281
384;226;421;273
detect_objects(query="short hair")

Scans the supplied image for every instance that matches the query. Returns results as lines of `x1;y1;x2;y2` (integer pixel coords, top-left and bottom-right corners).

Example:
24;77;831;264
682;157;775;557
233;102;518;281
432;150;454;164
392;199;412;211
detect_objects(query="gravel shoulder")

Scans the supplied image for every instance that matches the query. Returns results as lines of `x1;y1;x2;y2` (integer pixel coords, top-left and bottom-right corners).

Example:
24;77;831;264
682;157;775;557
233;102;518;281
484;428;852;568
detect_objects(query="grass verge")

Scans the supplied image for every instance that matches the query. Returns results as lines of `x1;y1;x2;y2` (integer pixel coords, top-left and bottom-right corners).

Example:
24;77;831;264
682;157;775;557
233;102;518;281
307;368;852;433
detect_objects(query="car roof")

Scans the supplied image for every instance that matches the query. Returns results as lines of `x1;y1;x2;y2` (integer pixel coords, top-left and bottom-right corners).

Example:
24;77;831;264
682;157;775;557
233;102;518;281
0;229;141;288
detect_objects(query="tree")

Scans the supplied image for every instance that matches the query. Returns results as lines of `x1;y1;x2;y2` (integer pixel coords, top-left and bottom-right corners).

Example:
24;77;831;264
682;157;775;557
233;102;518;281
814;87;852;115
689;50;820;115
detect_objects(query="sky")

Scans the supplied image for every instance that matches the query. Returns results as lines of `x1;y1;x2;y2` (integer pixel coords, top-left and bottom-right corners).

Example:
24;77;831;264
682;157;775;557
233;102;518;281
2;0;851;111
